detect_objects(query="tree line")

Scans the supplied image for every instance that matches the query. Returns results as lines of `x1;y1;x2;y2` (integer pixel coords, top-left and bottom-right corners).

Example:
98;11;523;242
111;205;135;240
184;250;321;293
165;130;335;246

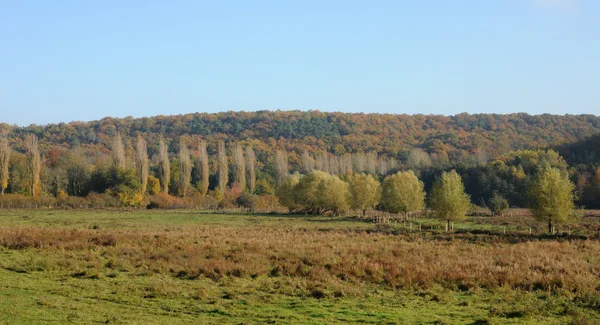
0;130;585;232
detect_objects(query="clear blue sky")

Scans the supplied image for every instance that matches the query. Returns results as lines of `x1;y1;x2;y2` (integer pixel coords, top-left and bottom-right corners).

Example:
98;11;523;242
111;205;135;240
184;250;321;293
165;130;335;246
1;0;599;125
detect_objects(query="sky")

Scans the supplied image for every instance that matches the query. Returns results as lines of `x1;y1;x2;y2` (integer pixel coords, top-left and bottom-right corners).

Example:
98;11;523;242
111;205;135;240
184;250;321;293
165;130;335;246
1;0;599;126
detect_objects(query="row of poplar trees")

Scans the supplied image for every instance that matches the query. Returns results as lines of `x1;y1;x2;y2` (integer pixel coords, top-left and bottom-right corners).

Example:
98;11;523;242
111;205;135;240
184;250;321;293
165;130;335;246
114;133;257;197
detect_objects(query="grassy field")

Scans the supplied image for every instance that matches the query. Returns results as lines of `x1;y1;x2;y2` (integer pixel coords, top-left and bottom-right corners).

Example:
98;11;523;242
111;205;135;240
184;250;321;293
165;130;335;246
0;209;599;324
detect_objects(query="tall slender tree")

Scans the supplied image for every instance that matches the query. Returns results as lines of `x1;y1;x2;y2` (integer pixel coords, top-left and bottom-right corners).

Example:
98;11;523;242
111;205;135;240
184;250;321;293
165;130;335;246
366;152;378;174
135;135;149;194
112;132;126;169
275;149;288;187
246;146;256;194
197;140;209;195
179;137;192;196
232;142;246;191
158;137;170;194
301;150;314;174
24;134;41;196
217;141;228;191
0;137;10;195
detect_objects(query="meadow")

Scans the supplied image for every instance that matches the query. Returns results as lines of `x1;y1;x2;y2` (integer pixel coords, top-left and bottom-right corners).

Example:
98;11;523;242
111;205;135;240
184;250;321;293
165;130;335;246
0;209;599;324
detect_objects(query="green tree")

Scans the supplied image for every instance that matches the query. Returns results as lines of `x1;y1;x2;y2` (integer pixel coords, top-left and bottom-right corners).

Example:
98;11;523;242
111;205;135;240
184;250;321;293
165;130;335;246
380;171;426;216
316;174;350;215
293;171;350;215
527;167;575;233
348;173;381;215
276;173;300;213
430;170;471;230
488;194;509;216
294;171;328;214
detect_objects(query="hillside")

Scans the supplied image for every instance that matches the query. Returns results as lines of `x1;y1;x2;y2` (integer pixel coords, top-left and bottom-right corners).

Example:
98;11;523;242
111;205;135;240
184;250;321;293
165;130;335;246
3;111;600;162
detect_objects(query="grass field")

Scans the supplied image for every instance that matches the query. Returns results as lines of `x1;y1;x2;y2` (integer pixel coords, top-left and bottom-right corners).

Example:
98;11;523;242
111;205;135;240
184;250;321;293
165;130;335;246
0;209;599;324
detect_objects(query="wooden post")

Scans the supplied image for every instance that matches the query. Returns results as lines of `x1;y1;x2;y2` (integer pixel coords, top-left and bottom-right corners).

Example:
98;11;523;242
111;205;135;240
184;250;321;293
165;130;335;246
419;223;422;231
503;226;506;234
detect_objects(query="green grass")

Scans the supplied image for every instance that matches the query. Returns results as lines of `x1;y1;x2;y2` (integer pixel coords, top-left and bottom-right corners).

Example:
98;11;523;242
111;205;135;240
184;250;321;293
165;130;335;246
0;209;597;324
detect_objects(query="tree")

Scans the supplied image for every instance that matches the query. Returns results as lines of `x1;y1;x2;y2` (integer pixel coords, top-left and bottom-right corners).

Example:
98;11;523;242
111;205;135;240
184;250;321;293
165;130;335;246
112;132;126;169
0;137;10;195
275;149;288;187
197;140;209;195
527;167;575;233
232;142;246;191
293;171;349;215
276;173;300;213
316;174;350;215
301;150;314;174
24;134;41;196
158;137;170;194
407;148;431;168
135;135;149;194
246;146;256;194
488;194;509;216
294;171;327;213
217;141;228;191
179;137;192;196
65;149;91;196
430;170;471;230
90;165;142;207
348;173;381;215
381;171;426;216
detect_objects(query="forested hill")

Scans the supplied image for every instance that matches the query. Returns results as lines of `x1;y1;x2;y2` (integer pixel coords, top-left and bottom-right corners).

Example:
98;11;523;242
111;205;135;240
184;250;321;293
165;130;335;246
2;111;600;161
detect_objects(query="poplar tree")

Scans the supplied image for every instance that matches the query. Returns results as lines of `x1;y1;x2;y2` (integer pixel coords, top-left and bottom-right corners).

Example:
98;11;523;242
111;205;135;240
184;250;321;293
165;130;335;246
0;137;10;195
135;135;149;194
112;132;126;169
217;141;228;191
158;137;170;194
179;137;192;196
25;134;41;196
232;142;246;191
246;146;256;194
197;140;209;195
274;149;288;188
301;150;314;174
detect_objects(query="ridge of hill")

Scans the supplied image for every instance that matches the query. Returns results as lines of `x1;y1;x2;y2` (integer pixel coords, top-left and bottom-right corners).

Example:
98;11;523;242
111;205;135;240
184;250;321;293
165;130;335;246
3;111;600;161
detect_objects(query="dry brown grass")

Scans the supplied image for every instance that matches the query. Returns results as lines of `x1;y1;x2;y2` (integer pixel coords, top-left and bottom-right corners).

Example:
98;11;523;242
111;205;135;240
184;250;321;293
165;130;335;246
2;224;599;298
